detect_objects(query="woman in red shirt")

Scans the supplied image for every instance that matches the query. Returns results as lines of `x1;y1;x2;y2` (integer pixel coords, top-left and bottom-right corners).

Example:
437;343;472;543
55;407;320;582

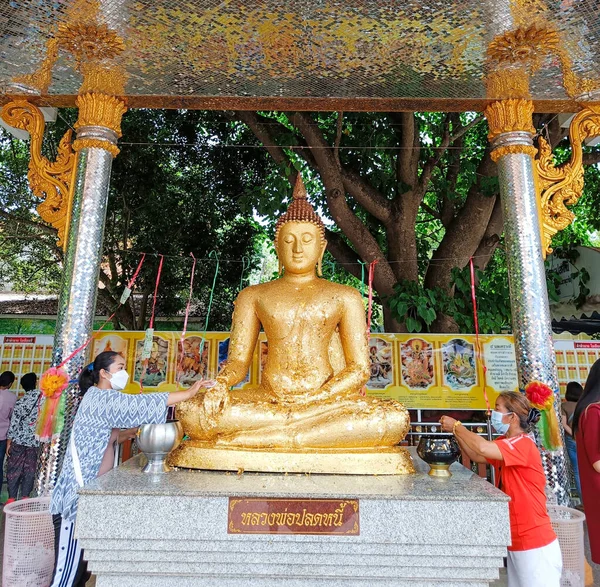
573;359;600;563
440;391;561;587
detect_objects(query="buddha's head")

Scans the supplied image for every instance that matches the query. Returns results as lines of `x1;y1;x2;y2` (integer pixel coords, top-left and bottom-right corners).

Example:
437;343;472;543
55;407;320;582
274;175;327;276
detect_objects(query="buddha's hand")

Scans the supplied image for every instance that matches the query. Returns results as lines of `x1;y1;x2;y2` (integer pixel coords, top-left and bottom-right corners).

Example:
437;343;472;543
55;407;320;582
203;380;230;427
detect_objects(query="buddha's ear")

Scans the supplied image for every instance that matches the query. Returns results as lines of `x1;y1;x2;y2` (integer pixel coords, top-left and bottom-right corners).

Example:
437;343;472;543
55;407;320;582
317;239;327;277
274;238;283;276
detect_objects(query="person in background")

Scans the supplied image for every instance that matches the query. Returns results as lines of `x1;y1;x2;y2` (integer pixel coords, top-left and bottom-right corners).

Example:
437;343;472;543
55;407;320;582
573;359;600;564
5;373;41;504
440;391;561;587
0;370;16;498
49;351;215;587
561;381;583;497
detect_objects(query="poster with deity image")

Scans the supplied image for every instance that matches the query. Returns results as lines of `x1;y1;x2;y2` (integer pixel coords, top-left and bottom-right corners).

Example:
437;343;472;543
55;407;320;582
400;338;434;390
177;336;210;385
366;337;393;389
92;334;129;360
134;335;169;387
218;337;249;388
442;338;478;391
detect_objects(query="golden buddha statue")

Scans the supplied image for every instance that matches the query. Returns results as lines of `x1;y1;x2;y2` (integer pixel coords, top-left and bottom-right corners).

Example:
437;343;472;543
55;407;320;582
171;176;413;474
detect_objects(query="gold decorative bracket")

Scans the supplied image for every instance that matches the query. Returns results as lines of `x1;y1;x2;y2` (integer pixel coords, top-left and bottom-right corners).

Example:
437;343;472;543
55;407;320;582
0;100;77;250
535;105;600;257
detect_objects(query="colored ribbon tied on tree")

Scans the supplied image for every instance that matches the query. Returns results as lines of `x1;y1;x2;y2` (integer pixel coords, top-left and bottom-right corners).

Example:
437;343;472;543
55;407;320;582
525;381;562;451
36;367;70;441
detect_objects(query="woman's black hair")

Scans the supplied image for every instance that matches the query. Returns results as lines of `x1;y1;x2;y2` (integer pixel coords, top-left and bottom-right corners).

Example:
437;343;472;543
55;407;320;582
573;358;600;435
78;351;121;394
565;381;583;403
20;372;37;392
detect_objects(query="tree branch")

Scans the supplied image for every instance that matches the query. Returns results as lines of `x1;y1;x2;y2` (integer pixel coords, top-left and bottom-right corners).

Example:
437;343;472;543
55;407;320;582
472;197;504;271
424;150;497;291
291;112;397;299
417;113;453;197
334;111;343;169
389;112;419;189
233;111;298;186
583;151;600;166
339;167;392;223
0;209;58;236
324;229;363;282
420;202;441;220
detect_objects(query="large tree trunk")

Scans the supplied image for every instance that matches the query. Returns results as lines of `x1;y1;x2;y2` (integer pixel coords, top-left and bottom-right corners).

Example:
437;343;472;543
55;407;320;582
236;111;503;334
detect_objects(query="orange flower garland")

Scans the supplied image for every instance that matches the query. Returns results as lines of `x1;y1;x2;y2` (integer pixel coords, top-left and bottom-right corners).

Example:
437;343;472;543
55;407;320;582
525;381;562;450
36;366;70;442
40;366;69;398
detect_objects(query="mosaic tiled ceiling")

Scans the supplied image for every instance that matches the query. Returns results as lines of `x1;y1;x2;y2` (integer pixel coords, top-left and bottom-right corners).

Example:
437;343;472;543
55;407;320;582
1;0;599;110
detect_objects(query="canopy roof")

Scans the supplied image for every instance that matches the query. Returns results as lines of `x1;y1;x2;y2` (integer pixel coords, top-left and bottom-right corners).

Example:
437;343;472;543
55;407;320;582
1;0;599;111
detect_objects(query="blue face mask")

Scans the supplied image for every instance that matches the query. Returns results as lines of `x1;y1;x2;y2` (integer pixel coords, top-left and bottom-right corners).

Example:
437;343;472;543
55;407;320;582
491;410;512;435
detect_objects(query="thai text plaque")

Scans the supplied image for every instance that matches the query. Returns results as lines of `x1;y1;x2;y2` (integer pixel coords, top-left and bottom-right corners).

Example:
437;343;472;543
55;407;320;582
227;497;359;535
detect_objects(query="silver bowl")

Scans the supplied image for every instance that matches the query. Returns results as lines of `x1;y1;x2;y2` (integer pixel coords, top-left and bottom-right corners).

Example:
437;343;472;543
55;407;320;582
136;420;183;473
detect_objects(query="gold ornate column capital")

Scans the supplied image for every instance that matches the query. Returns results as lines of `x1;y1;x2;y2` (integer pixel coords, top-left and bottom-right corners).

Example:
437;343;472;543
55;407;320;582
484;99;536;141
484;99;537;162
0;99;76;249
72;92;127;158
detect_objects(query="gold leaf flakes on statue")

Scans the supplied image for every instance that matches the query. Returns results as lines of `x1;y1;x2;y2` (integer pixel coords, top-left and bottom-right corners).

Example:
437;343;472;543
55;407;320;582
171;174;414;475
0;100;76;250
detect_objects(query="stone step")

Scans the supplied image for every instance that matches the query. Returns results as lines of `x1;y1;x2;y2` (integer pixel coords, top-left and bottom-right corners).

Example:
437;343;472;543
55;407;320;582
95;576;494;587
83;548;504;570
80;538;507;558
87;560;502;581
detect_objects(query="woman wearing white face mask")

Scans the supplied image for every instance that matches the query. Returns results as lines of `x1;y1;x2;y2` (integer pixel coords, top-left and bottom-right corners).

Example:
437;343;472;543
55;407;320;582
49;351;215;587
439;392;561;587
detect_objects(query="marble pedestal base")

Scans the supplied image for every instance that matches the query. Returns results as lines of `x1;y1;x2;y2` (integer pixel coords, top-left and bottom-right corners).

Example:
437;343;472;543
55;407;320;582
76;448;510;587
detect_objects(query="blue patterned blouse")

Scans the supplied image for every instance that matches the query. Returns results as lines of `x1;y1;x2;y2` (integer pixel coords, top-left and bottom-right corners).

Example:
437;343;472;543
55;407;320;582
50;386;169;521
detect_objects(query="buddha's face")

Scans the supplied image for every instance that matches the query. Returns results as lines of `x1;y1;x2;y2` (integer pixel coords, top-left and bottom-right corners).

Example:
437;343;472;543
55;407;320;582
276;221;326;275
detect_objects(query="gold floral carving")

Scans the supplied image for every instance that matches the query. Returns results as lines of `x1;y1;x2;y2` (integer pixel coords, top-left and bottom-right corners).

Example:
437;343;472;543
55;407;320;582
535;106;600;257
0;100;77;250
13;39;59;94
484;99;535;140
485;23;600;100
486;25;559;72
10;0;127;97
74;92;127;137
490;144;538;163
56;22;125;66
72;138;120;157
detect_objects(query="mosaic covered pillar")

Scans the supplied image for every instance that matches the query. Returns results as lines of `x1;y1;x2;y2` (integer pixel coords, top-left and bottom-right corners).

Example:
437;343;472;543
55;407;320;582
36;92;126;495
485;99;570;505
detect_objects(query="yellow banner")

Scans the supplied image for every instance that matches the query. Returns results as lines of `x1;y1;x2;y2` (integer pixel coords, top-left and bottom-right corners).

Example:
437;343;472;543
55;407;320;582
6;332;594;408
89;331;519;410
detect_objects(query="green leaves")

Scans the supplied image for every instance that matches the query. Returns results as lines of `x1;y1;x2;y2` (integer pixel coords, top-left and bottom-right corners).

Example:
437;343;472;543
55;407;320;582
389;279;448;333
